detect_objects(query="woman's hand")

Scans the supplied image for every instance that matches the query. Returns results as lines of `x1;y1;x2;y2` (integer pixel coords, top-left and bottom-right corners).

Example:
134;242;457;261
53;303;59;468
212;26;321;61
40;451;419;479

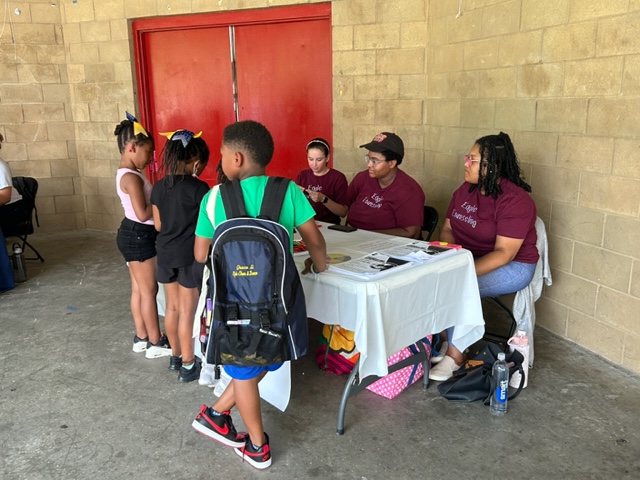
306;189;326;204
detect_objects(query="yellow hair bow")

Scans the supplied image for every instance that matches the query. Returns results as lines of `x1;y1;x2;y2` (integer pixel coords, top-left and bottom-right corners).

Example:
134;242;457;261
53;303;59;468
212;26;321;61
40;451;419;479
125;112;149;138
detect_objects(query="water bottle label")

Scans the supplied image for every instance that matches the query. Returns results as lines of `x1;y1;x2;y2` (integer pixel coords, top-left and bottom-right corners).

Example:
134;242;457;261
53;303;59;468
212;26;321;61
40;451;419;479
495;380;508;403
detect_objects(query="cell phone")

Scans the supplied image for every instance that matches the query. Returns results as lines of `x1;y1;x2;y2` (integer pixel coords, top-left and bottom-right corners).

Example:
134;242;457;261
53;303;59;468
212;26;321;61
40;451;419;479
328;224;357;233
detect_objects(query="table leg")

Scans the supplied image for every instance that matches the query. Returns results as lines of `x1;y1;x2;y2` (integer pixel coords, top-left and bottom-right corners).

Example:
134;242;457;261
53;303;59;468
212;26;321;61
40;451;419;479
336;358;360;435
336;345;430;434
419;341;430;389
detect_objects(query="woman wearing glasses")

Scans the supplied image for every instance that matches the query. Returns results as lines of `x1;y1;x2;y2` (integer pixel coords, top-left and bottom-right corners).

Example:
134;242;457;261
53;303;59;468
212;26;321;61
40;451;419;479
429;132;538;382
345;132;424;239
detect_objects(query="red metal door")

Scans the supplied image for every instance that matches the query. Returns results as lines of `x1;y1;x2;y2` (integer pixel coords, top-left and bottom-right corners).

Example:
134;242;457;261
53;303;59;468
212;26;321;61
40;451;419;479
132;4;331;186
137;27;234;185
234;19;332;178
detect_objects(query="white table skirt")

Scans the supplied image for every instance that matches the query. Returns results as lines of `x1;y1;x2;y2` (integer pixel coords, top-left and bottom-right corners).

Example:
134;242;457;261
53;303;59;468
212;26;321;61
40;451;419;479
297;225;485;379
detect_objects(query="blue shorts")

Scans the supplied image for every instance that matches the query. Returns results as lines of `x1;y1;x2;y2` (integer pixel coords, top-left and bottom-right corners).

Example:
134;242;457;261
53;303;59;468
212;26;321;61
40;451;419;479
224;362;284;380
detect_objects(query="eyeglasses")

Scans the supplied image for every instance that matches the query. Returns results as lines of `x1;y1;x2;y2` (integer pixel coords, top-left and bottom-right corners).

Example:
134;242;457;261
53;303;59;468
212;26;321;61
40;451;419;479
364;155;387;166
463;155;481;167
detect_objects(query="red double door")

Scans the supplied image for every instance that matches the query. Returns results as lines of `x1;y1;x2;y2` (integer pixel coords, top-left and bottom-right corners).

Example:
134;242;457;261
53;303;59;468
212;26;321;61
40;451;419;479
132;3;332;186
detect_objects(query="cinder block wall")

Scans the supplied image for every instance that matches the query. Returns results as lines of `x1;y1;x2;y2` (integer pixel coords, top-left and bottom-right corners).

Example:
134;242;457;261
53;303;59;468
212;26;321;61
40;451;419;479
0;0;639;373
425;0;640;372
0;1;83;230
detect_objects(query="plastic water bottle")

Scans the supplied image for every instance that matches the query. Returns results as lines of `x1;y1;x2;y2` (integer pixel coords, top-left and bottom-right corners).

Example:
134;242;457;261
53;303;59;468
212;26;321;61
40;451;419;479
490;352;508;416
508;330;529;389
12;243;27;283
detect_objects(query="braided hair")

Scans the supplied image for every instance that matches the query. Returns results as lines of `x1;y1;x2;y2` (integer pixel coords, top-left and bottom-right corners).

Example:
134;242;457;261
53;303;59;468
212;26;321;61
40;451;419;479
160;134;210;188
470;131;531;198
113;119;154;154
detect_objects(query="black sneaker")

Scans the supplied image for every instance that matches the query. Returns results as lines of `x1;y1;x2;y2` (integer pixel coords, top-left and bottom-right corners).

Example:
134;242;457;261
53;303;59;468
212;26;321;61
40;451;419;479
235;433;272;469
168;355;182;371
192;404;247;448
145;334;171;359
178;359;201;383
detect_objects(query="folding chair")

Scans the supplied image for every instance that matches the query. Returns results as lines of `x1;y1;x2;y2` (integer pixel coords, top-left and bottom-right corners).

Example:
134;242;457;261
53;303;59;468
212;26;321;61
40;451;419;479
0;177;44;262
422;205;439;241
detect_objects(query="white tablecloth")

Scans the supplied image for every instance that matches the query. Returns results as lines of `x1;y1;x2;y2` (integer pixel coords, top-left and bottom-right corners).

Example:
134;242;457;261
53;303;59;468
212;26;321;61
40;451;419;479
297;225;485;379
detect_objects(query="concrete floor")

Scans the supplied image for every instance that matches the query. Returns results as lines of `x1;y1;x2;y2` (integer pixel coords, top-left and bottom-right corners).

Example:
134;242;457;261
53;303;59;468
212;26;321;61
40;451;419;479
1;230;639;480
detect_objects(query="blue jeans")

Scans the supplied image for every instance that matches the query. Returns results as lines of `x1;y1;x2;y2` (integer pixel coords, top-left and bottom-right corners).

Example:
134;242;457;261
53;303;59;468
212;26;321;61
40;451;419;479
447;261;536;350
477;261;536;298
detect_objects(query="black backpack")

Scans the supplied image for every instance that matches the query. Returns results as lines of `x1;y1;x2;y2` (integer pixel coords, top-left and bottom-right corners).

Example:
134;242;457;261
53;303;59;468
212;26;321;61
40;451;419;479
204;177;308;367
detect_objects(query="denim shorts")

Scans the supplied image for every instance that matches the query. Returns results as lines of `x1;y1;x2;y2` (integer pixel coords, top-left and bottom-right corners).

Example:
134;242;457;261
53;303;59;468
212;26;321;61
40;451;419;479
224;362;284;380
157;261;204;289
116;218;157;262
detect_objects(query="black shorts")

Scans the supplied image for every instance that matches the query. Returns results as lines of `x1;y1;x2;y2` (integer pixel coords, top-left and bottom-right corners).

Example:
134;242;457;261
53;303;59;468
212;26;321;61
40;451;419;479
156;261;204;289
116;218;157;262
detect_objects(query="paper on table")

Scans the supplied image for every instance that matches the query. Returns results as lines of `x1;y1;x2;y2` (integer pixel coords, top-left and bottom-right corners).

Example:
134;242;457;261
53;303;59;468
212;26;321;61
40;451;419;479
367;239;459;262
328;251;414;279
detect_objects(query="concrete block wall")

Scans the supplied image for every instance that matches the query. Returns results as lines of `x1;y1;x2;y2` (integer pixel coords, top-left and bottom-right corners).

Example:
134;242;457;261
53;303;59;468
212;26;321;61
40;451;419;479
0;0;83;231
1;0;639;373
332;0;428;181
426;0;640;372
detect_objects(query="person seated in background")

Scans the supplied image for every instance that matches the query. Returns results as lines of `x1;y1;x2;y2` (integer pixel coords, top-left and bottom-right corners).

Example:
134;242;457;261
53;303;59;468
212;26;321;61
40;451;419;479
345;132;424;238
428;131;538;382
295;137;348;224
0;133;26;226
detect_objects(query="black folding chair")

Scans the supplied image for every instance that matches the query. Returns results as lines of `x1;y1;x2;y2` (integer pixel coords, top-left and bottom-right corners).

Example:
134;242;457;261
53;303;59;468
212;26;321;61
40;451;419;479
481;296;518;351
422;205;439;241
1;176;44;262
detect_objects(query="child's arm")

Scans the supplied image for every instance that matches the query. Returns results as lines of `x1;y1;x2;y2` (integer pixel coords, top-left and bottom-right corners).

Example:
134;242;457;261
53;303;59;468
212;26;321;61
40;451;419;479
120;172;152;222
194;234;211;263
152;205;161;231
297;218;326;274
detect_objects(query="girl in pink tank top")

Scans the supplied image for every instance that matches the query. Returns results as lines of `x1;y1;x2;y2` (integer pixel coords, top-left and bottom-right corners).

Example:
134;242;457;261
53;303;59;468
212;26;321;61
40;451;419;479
114;112;170;359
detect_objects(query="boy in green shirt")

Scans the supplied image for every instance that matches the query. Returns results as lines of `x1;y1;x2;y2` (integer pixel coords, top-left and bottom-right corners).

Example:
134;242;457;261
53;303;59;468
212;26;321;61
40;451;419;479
191;120;326;469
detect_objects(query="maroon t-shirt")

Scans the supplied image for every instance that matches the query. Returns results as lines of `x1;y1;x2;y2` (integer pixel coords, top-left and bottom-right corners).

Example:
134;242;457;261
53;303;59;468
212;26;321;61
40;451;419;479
446;179;538;263
346;169;424;231
295;168;348;224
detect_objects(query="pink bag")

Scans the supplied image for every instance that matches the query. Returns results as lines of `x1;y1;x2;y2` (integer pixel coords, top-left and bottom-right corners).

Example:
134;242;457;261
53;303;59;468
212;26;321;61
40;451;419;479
366;337;432;399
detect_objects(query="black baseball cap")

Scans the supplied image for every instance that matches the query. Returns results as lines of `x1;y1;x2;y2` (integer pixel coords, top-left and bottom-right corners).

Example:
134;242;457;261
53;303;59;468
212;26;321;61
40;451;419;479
359;132;404;159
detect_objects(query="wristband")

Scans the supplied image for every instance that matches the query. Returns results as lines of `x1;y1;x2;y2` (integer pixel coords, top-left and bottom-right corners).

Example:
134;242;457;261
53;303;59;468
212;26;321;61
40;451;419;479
310;263;320;274
321;195;329;204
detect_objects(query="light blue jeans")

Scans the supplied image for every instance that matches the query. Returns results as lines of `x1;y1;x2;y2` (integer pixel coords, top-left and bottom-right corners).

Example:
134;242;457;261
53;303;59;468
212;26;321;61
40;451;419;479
446;261;536;350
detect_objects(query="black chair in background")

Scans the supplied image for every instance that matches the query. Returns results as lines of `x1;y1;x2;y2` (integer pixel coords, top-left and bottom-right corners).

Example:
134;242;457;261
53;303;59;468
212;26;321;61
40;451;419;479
0;176;45;262
422;205;439;241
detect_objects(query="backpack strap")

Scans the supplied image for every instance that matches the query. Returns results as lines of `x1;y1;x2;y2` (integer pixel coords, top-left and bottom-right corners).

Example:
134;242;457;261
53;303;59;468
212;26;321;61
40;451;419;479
259;177;290;221
220;180;247;219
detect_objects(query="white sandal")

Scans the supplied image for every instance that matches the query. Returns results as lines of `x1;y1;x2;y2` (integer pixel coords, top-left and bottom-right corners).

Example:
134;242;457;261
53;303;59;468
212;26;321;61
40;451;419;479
431;341;448;364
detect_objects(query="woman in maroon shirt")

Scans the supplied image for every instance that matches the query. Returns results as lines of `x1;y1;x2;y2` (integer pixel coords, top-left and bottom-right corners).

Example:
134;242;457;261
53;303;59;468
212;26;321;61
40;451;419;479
429;132;537;382
295;137;348;224
345;132;424;239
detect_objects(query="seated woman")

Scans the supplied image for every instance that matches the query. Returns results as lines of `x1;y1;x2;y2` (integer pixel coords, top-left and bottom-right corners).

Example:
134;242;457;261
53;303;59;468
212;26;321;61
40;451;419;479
346;132;424;238
429;132;538;381
0;133;27;229
295;137;348;224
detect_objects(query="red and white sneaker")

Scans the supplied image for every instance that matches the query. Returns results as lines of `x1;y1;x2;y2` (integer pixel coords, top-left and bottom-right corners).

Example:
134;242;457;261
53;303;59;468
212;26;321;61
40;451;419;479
235;433;272;470
191;404;247;448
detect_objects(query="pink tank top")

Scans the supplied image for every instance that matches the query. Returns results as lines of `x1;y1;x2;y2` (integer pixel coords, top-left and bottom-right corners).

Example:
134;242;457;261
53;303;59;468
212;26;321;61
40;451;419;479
116;168;154;225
